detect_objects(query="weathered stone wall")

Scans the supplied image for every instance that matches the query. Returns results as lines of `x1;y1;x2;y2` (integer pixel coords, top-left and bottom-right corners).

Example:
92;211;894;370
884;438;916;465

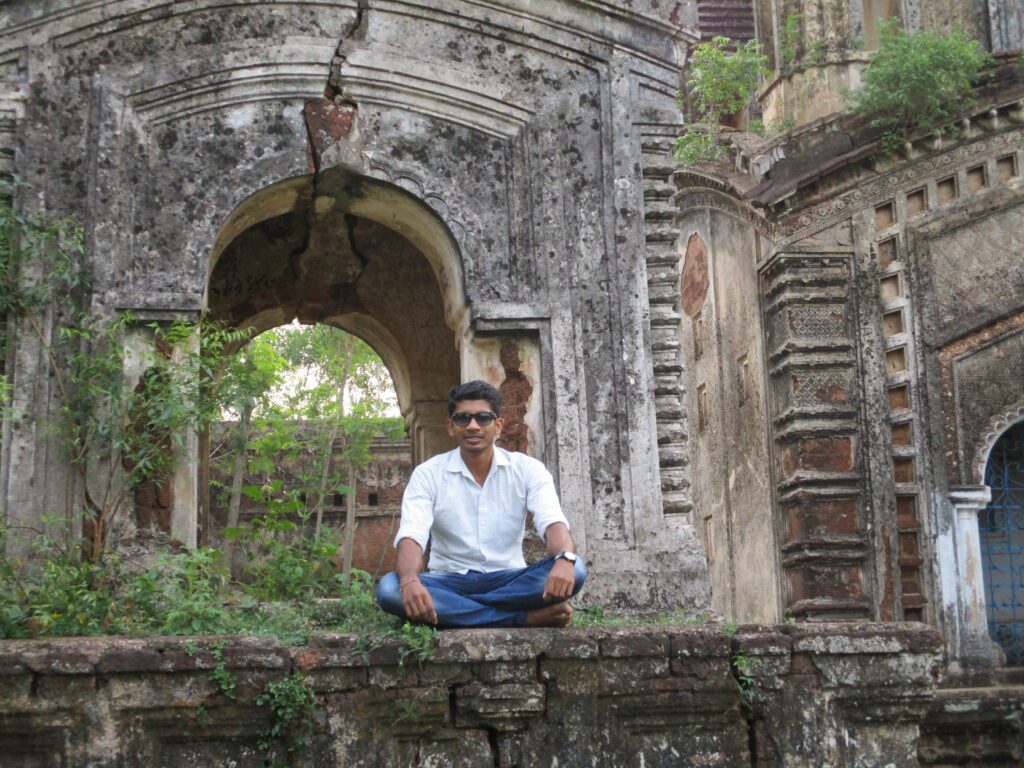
677;53;1024;673
755;0;1020;126
0;623;943;767
0;0;710;610
676;210;777;623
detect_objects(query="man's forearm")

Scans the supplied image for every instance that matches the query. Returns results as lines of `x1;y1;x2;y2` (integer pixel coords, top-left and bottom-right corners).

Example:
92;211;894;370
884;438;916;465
396;538;425;585
544;522;574;555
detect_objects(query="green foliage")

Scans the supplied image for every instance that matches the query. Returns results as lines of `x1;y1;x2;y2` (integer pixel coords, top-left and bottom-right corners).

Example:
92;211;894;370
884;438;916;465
124;548;233;635
848;22;993;152
208;642;237;700
675;36;769;165
805;38;828;67
0;516;411;646
397;622;436;670
673;126;725;165
572;604;710;628
0;185;88;323
232;500;342;602
257;674;317;765
779;13;803;71
732;651;756;704
749;116;796;139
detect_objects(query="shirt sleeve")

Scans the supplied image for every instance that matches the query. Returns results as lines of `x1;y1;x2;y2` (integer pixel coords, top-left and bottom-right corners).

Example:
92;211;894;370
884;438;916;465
394;463;435;552
525;459;569;540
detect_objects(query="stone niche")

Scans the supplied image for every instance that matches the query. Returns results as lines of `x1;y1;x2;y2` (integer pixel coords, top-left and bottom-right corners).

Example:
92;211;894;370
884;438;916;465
0;624;943;767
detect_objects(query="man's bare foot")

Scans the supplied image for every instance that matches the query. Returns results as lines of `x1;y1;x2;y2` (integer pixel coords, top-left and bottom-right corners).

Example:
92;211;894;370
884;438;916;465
525;602;573;627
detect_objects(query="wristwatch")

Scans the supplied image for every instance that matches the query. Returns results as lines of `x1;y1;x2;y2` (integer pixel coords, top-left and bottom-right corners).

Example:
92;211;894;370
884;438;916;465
555;551;578;564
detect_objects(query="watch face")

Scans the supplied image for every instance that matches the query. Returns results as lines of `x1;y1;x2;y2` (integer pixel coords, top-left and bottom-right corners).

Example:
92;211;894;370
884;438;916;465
560;551;577;563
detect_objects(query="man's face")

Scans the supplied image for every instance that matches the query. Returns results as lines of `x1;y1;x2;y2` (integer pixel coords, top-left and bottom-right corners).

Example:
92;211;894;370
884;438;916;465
448;399;503;455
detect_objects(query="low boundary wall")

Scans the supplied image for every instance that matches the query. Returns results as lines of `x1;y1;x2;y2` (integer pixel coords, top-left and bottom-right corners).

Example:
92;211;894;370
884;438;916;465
0;623;942;766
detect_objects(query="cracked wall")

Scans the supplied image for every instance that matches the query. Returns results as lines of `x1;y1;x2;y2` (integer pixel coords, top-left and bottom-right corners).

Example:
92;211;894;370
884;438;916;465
0;0;711;610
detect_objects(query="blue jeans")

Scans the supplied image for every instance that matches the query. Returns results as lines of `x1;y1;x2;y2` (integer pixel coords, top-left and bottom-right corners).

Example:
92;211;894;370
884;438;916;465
376;556;588;628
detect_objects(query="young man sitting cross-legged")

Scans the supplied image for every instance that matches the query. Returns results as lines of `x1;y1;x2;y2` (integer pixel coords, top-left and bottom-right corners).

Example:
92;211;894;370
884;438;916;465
376;380;586;628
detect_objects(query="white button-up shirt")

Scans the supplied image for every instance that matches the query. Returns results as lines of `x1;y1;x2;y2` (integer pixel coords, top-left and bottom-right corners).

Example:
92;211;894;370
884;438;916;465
394;447;569;573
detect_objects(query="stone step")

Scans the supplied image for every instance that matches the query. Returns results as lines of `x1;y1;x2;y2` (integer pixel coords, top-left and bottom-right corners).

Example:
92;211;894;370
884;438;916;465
648;284;679;304
660;467;691;492
654;374;682;396
650;325;678;346
642;163;675;180
649;316;681;331
919;683;1024;766
655;397;684;420
998;667;1024;686
643;181;676;201
643;205;675;223
650;308;683;329
661;490;694;515
646;248;680;268
658;445;690;467
657;421;687;444
647;264;679;285
641;136;675;153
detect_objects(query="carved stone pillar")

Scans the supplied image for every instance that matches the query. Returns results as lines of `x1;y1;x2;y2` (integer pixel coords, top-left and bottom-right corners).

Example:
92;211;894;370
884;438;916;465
948;486;1004;678
760;252;872;620
408;400;451;465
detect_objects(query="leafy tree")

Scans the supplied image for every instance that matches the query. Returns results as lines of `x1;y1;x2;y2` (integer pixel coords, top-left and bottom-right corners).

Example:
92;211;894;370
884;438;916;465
218;334;286;575
848;21;993;152
215;323;403;587
675;36;769;164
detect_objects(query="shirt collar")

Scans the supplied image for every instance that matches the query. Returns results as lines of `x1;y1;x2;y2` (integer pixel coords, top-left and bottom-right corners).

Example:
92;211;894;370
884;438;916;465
446;446;510;479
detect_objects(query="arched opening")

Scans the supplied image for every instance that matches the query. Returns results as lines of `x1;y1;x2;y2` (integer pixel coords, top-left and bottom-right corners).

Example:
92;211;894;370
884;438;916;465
980;420;1024;665
200;167;467;548
208;322;409;580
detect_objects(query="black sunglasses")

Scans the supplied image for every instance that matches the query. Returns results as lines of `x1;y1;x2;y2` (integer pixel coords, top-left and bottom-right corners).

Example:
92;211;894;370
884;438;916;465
451;411;498;427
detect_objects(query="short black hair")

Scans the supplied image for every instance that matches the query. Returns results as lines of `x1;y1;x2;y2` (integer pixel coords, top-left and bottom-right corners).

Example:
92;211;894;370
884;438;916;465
448;380;502;416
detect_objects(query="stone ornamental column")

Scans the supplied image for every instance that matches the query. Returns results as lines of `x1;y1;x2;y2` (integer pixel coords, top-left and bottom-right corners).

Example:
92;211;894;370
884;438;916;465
949;486;1004;676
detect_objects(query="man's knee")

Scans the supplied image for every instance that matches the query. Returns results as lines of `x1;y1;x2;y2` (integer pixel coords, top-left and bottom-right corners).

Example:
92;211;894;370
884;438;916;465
572;558;588;596
376;572;404;616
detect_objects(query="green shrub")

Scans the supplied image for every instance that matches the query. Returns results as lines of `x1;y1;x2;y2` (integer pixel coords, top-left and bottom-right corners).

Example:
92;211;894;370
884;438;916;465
124;548;232;636
675;36;769;164
848;21;993;151
257;674;317;764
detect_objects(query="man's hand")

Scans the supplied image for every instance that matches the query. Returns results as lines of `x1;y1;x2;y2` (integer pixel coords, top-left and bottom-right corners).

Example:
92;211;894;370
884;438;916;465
400;578;438;625
542;558;576;602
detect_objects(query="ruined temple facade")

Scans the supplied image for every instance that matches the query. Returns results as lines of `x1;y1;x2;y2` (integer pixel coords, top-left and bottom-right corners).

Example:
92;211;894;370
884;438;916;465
2;0;1024;687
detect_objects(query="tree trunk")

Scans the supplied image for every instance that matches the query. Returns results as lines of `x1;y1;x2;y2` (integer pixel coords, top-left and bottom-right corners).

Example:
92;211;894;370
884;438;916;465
341;463;356;585
223;402;252;579
314;335;353;539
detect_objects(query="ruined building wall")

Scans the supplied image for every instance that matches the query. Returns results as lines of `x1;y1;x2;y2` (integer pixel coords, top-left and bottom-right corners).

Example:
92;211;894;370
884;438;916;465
757;0;1024;126
0;624;944;767
0;0;712;610
676;211;777;622
677;25;1024;677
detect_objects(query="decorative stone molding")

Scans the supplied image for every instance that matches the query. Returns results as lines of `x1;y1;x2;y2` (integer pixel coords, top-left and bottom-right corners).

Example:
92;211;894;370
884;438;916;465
937;309;1024;484
970;398;1024;486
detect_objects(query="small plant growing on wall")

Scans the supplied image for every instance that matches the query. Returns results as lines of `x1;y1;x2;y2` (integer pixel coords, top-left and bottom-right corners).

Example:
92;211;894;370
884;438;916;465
847;21;993;152
675;37;769;165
